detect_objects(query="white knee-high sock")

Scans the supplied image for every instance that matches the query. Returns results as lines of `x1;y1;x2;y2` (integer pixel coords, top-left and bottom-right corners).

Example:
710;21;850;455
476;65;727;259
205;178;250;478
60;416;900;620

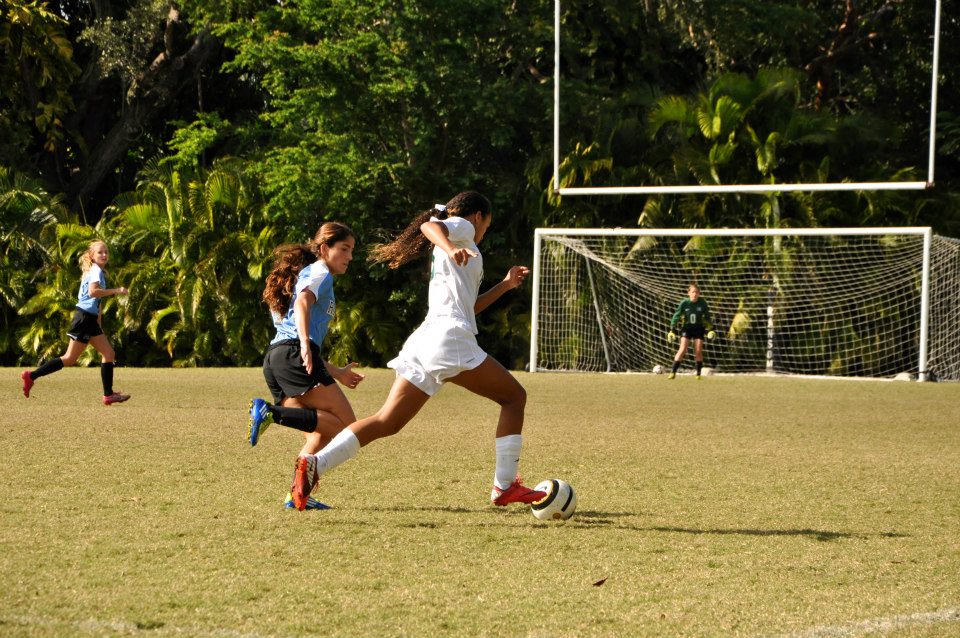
312;428;361;476
493;434;523;490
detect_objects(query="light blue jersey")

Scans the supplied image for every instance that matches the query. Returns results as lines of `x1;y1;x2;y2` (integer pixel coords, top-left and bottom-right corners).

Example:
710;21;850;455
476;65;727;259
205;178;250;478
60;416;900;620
270;261;336;347
76;264;106;314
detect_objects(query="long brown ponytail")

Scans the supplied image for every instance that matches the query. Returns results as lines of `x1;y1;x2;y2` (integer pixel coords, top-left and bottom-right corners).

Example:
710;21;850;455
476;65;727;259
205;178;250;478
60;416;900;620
368;191;491;269
262;222;356;314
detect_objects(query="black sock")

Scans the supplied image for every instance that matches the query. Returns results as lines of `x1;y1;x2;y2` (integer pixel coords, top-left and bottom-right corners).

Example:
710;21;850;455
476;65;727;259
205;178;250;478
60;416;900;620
31;358;64;380
696;361;703;376
101;362;115;395
672;361;680;374
270;405;318;433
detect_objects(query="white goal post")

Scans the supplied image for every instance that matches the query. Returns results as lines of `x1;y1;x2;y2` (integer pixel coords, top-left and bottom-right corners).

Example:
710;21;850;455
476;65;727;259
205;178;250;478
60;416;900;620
530;227;960;381
552;0;943;195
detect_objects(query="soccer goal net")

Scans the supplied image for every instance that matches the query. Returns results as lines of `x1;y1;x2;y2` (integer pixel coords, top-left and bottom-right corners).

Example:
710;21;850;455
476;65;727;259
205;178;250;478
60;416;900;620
531;228;960;381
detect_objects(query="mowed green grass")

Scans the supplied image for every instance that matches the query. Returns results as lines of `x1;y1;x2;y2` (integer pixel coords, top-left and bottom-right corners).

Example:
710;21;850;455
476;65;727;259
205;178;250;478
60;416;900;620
1;367;959;638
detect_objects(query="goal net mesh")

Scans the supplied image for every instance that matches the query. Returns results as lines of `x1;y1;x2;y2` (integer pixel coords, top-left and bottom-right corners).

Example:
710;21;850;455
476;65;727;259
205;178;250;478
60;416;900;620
534;231;960;381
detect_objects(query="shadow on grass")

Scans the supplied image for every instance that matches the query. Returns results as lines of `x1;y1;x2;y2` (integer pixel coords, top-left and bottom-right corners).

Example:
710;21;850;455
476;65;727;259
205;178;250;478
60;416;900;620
303;506;909;541
650;526;873;542
568;513;908;542
363;504;482;514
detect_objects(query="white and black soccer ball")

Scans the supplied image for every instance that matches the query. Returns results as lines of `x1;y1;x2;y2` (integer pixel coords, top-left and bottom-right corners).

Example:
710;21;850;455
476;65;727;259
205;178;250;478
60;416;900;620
652;364;664;375
531;479;577;521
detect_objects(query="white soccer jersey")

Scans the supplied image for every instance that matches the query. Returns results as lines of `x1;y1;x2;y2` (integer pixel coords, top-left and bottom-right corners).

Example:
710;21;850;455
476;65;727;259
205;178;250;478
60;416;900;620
424;216;482;334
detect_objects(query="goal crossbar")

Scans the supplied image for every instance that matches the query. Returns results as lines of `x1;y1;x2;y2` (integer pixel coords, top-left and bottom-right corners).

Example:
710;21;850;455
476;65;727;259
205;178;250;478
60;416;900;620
534;228;931;238
552;0;944;195
556;183;930;196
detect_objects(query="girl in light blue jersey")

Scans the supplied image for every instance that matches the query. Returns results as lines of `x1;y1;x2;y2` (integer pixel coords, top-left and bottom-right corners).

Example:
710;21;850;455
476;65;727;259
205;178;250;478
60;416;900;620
247;222;365;509
289;191;543;511
21;240;130;405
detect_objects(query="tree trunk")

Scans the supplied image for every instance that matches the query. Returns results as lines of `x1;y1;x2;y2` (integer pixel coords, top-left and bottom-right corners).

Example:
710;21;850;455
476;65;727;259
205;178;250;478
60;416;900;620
804;0;899;110
67;27;218;213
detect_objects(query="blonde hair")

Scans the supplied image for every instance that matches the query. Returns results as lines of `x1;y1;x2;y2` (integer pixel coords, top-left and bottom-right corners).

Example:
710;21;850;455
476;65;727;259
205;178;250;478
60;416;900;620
80;240;108;273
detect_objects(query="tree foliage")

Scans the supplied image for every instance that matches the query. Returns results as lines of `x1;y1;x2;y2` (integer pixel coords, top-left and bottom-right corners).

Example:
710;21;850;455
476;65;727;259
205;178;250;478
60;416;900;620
0;0;79;167
1;0;957;367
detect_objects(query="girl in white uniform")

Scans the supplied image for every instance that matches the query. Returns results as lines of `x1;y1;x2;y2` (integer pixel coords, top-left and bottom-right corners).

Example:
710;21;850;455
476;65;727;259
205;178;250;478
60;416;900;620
290;191;543;510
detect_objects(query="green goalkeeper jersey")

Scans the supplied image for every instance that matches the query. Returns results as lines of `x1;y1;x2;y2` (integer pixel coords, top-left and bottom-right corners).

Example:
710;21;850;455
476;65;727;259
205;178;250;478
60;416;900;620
671;298;712;329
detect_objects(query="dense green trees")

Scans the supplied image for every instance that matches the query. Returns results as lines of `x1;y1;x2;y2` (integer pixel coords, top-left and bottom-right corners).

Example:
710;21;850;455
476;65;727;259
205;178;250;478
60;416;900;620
553;1;957;228
1;0;957;367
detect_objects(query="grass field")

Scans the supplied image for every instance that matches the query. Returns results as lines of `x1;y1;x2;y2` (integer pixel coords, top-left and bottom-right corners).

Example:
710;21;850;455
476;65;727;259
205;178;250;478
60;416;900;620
2;367;959;637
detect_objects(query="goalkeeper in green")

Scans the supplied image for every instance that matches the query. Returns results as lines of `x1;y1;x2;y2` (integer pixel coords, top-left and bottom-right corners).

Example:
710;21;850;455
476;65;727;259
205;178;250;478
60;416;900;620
667;283;715;379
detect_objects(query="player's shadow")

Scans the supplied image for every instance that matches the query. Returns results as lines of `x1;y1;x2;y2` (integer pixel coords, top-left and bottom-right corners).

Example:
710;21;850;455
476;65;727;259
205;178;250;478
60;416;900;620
563;513;907;542
364;504;482;515
319;507;907;540
648;526;908;542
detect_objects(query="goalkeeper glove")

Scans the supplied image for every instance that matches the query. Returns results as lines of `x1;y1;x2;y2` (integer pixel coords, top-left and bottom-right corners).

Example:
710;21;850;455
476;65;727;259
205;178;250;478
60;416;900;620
706;330;716;340
667;331;677;343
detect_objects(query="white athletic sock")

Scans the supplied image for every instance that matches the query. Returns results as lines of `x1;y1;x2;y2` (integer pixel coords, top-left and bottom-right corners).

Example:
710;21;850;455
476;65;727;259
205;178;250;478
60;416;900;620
313;428;361;476
493;434;523;490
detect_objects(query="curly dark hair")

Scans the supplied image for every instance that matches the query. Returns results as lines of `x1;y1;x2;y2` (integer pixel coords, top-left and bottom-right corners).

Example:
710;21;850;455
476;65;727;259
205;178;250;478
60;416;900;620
262;222;355;314
368;191;491;269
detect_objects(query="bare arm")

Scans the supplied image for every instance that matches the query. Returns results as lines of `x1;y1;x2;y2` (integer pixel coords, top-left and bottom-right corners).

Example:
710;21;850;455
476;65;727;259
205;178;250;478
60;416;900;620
475;266;530;314
89;281;127;326
324;360;366;389
89;282;128;298
294;290;316;374
420;220;477;265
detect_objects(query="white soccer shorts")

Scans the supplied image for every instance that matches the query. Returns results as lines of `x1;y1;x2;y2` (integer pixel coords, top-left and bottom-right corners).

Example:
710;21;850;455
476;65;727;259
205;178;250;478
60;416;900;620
387;321;487;396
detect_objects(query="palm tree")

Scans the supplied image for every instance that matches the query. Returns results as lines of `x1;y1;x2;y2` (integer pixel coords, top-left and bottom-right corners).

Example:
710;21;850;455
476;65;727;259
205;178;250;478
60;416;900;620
17;222;104;365
0;167;75;364
104;160;272;365
645;68;843;227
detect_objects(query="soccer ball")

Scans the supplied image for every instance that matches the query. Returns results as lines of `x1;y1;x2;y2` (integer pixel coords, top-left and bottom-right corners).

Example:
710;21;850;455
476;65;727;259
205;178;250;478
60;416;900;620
652;364;664;375
531;479;577;521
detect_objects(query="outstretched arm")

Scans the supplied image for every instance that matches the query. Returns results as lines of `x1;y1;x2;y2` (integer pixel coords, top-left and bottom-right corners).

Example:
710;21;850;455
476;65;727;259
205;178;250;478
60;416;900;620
325;360;365;389
475;266;529;314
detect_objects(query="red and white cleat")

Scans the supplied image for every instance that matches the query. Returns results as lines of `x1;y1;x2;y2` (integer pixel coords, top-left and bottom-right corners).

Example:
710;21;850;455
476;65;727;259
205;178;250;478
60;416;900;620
21;371;34;398
291;455;319;511
491;476;547;506
103;391;131;406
